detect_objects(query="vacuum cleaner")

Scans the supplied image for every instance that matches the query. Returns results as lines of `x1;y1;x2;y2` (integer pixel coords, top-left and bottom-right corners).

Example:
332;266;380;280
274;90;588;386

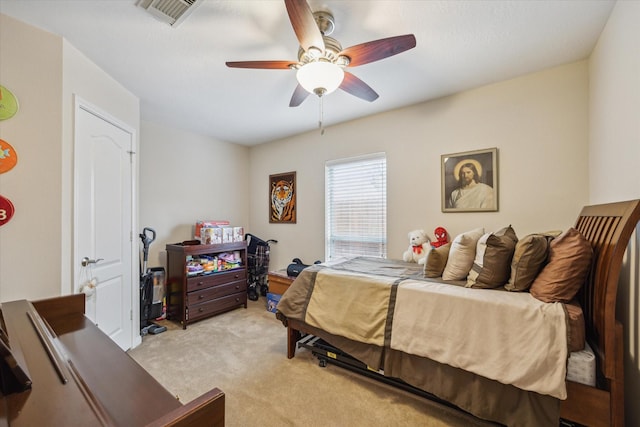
140;227;167;336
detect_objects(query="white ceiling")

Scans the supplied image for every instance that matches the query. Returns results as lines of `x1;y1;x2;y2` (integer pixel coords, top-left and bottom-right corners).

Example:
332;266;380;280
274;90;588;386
0;0;615;146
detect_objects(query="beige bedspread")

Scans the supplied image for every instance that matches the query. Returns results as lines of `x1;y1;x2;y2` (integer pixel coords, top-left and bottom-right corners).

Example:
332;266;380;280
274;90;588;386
305;269;397;346
392;280;568;399
276;257;569;399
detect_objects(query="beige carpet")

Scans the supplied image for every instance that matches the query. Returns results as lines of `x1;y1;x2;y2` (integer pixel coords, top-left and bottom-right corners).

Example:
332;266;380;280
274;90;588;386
128;299;496;427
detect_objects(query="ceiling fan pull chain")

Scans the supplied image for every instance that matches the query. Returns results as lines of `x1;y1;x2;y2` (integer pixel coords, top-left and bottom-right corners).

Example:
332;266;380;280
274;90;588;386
319;96;325;135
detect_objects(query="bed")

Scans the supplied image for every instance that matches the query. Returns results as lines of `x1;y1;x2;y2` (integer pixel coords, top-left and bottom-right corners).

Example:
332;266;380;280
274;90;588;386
276;199;640;427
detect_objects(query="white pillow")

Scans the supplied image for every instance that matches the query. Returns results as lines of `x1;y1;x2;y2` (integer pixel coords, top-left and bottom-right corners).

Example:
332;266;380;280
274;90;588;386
467;232;491;283
442;227;485;280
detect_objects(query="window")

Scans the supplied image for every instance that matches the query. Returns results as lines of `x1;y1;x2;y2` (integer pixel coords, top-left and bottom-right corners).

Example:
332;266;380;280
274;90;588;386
325;153;387;260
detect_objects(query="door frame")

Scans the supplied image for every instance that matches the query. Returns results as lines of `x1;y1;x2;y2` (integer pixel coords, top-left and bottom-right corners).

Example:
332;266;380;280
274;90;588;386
73;95;140;348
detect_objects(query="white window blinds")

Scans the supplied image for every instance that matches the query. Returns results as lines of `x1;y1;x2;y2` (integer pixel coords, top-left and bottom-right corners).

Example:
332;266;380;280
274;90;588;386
325;153;387;260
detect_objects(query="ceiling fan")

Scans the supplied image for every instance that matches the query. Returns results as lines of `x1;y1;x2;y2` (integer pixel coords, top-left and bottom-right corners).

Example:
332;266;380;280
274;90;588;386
226;0;417;107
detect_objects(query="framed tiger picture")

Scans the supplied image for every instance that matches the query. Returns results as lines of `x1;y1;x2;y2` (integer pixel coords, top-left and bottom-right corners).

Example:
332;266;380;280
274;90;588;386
269;171;296;224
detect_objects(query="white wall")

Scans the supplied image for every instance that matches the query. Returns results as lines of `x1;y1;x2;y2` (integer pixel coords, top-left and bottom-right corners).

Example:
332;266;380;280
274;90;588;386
249;61;590;271
589;2;640;425
0;14;139;301
138;120;250;268
0;14;63;301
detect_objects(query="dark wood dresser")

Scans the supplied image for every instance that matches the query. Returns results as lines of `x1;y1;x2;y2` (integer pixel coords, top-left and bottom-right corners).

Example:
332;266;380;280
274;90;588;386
166;241;248;329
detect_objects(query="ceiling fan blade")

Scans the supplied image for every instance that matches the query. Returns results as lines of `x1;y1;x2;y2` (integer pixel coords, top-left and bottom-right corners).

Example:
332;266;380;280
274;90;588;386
285;0;325;53
226;60;297;70
289;84;311;107
339;72;379;102
340;34;416;67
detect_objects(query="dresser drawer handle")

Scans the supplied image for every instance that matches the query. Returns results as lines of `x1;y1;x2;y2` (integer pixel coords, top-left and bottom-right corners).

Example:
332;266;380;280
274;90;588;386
234;274;239;279
198;307;204;312
235;285;240;289
199;295;204;299
235;297;240;302
197;281;204;286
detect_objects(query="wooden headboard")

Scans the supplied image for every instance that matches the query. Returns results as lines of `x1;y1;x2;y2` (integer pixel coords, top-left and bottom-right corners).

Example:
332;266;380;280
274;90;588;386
575;199;640;379
564;199;640;427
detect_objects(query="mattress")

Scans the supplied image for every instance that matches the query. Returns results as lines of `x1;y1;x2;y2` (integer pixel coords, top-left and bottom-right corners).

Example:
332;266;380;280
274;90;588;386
566;341;596;386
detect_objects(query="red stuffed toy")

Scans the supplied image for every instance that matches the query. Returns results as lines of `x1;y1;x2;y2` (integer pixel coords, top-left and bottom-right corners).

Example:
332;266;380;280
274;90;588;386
431;226;449;248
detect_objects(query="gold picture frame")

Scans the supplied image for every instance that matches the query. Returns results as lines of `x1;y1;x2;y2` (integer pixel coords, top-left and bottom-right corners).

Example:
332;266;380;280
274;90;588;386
441;148;498;212
269;171;296;223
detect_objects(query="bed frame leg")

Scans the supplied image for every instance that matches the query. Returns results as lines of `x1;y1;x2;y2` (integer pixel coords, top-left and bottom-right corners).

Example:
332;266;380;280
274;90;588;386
611;322;625;427
287;326;300;359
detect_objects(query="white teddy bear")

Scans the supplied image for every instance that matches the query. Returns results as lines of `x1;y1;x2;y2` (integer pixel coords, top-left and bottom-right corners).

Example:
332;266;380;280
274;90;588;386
402;229;432;264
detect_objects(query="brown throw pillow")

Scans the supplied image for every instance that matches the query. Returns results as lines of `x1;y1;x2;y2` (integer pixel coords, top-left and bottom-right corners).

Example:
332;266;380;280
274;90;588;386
504;232;559;292
529;228;593;303
467;225;518;288
565;300;586;352
423;243;451;278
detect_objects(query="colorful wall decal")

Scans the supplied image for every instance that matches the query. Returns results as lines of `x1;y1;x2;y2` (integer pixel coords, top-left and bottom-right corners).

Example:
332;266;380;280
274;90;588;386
0;85;19;121
0;139;18;174
0;195;15;227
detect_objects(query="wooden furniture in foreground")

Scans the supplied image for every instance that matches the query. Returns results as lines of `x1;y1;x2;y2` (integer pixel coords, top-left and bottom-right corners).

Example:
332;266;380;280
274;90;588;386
284;199;640;427
0;294;225;426
267;270;295;295
166;241;247;329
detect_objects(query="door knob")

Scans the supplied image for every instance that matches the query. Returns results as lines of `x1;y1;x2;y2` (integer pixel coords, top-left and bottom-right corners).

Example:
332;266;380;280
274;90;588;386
81;257;104;267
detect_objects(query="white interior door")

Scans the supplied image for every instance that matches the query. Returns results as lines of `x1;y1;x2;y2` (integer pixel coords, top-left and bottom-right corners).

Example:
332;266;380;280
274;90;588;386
75;99;135;350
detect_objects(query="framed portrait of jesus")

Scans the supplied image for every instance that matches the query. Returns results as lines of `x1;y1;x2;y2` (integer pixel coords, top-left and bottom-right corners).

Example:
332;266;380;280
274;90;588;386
441;148;498;212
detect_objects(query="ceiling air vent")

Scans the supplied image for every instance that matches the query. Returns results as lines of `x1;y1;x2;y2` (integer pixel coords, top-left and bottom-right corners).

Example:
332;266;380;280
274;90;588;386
136;0;202;27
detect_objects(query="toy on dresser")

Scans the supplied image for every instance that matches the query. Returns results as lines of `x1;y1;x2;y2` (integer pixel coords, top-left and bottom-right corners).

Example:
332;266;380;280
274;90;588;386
402;229;431;264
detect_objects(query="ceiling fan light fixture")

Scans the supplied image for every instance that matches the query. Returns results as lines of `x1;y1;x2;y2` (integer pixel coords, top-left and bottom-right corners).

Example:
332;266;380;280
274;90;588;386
296;61;344;96
226;1;416;107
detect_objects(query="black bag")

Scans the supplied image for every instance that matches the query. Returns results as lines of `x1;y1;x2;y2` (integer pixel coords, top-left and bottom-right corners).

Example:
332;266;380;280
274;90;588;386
287;258;321;277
